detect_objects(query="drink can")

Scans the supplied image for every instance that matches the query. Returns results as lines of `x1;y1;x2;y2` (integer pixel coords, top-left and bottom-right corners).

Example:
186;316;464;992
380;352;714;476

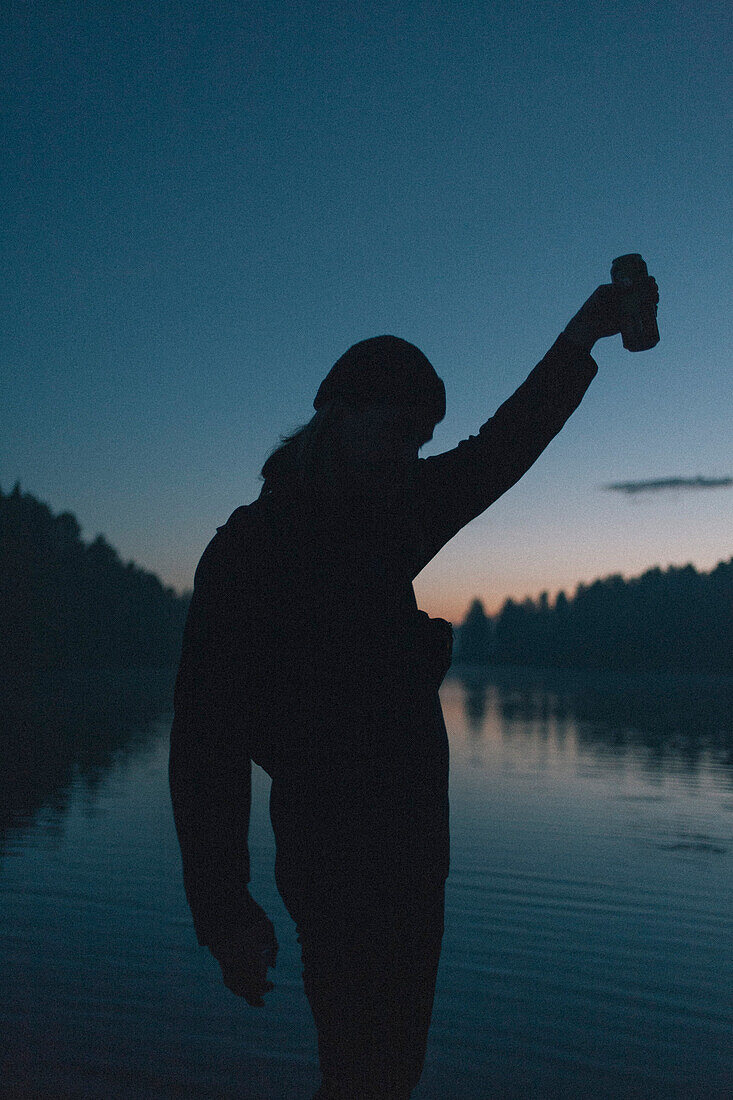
610;253;660;351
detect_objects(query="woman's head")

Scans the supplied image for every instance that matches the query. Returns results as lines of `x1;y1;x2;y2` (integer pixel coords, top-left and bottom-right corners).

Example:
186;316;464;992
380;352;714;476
259;335;444;502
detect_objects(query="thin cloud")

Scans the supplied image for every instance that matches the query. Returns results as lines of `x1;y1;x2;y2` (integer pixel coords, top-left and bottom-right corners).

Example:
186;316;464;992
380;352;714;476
604;476;733;496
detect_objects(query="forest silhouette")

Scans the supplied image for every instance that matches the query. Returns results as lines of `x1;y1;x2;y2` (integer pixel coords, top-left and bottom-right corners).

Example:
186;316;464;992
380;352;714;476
455;559;732;674
0;483;189;674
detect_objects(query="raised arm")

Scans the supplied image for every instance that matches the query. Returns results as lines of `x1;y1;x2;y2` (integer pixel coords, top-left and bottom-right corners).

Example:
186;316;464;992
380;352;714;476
410;279;658;576
411;333;597;573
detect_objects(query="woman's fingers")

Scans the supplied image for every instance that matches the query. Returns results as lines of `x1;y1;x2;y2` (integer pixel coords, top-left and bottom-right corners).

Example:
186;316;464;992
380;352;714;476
221;962;274;1005
218;940;277;1005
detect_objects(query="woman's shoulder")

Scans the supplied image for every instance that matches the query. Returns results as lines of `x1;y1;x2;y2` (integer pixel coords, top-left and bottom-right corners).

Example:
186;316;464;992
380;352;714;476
208;495;305;582
215;496;280;549
191;501;267;588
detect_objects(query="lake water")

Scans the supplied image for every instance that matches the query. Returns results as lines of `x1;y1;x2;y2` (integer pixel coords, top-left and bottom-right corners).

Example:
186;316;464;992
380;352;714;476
1;667;731;1098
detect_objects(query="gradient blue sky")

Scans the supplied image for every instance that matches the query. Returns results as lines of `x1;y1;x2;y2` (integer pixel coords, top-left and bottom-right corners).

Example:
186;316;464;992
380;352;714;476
3;1;730;620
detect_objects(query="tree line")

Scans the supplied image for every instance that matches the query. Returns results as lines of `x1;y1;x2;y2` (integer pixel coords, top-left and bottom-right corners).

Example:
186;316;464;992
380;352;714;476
454;558;732;674
1;483;190;671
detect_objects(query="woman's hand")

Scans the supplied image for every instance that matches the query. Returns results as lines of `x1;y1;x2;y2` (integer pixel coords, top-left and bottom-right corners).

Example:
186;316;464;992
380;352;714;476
209;914;279;1006
563;279;659;351
414;611;454;690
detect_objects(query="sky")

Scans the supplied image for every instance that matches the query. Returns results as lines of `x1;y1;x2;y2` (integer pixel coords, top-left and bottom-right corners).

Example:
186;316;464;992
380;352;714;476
2;0;731;621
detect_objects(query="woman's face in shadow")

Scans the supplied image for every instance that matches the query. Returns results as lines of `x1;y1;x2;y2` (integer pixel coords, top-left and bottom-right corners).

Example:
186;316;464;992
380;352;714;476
330;400;426;490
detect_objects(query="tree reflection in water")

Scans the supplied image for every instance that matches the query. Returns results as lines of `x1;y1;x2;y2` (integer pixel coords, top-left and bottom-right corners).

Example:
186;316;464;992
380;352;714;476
0;668;176;859
453;664;733;782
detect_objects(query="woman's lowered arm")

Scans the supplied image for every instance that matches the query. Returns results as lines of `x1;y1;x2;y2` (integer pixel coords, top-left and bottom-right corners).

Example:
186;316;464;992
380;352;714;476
168;528;278;1005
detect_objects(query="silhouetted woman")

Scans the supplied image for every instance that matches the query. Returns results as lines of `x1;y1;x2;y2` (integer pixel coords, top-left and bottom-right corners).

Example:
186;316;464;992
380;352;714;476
169;278;658;1098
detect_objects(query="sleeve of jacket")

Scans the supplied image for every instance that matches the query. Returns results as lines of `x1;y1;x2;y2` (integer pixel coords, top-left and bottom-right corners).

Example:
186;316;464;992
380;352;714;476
411;332;598;575
168;517;264;947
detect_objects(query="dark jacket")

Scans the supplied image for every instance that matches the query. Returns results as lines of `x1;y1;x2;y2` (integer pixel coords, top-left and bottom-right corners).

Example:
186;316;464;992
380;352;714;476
168;333;598;946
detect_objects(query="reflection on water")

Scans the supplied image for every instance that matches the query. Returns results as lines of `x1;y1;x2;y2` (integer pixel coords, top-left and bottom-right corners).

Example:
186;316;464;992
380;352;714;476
0;667;731;1098
0;668;177;858
455;664;733;773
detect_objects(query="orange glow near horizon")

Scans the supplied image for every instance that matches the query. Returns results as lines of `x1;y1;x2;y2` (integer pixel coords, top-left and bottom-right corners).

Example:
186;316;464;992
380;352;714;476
413;551;731;624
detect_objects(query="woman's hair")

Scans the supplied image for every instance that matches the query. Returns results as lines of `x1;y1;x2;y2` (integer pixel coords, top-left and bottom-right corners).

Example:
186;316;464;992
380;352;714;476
258;396;430;510
258;401;345;497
